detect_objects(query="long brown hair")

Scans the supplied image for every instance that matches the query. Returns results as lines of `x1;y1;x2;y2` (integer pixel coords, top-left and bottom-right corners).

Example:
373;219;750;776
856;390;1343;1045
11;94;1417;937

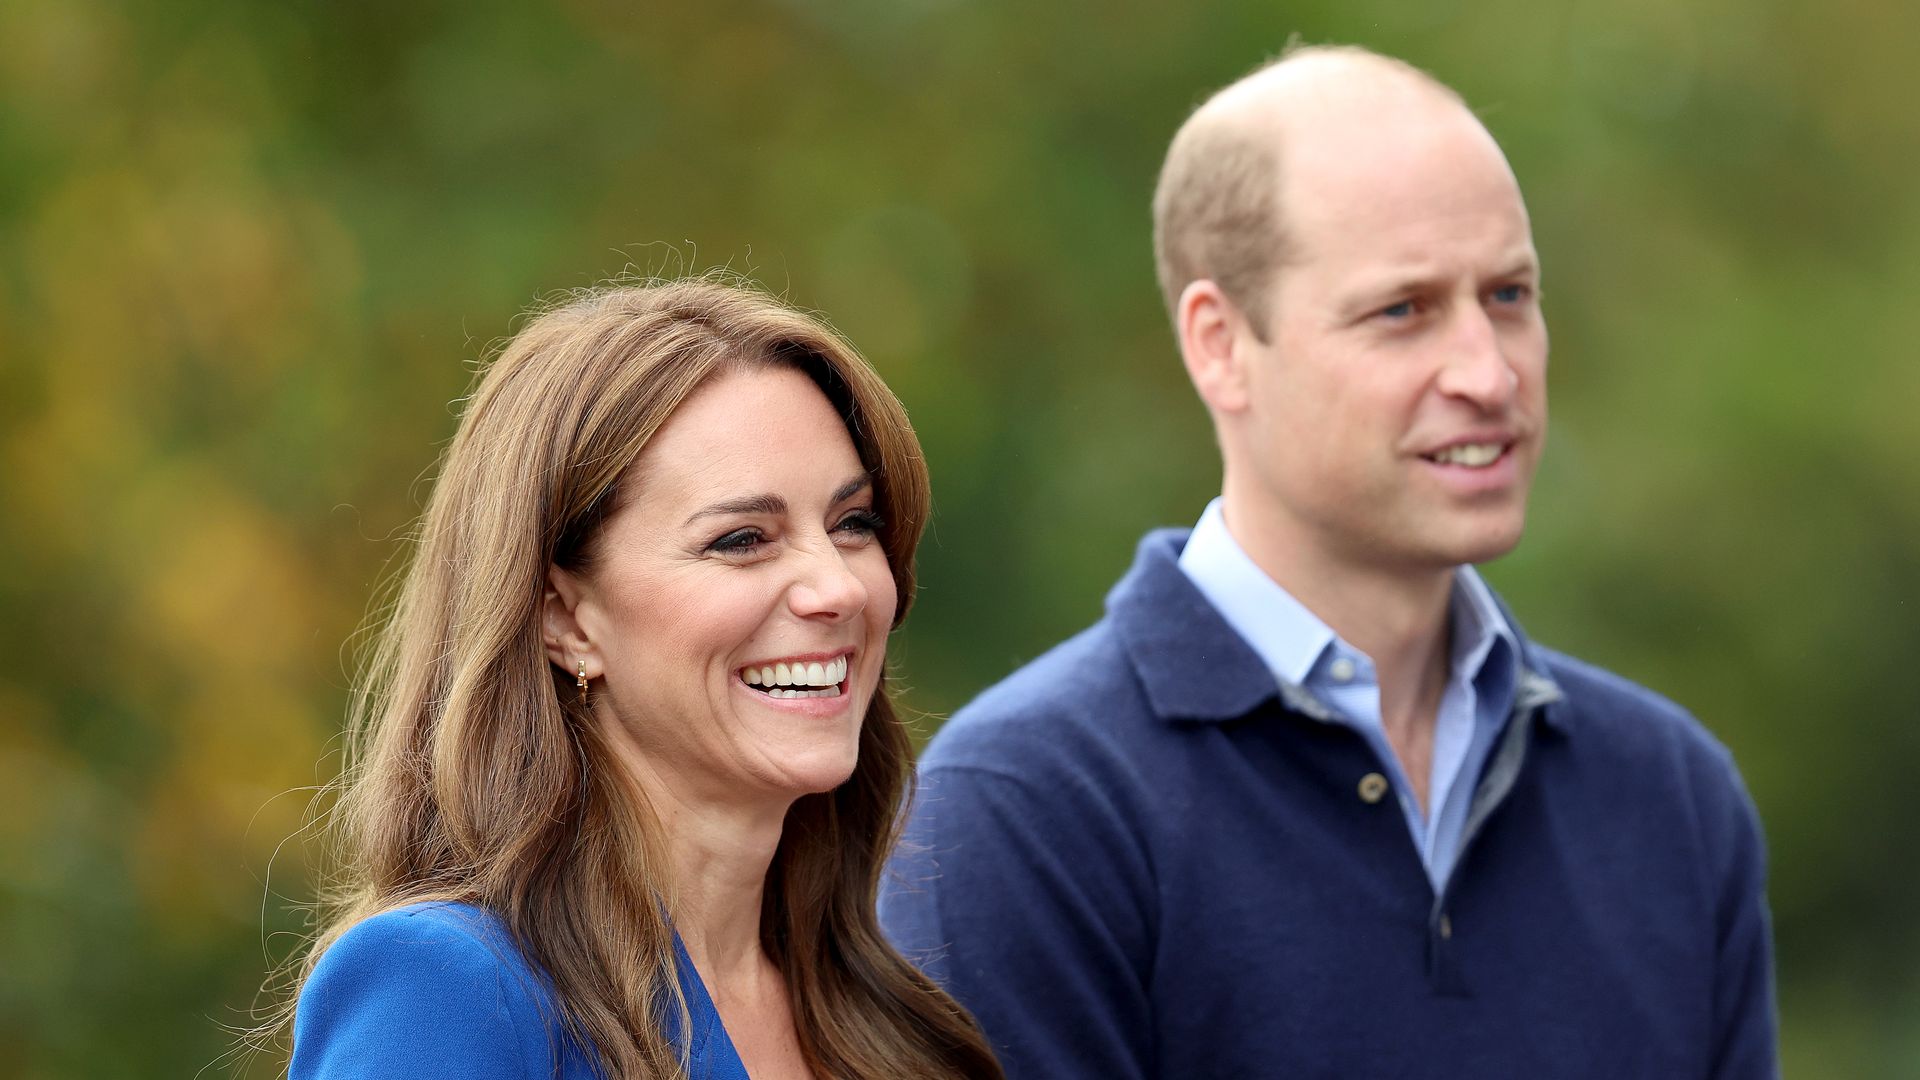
286;279;1000;1078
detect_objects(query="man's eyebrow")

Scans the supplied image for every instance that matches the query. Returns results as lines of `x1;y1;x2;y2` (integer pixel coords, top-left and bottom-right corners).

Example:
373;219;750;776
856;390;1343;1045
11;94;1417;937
1492;254;1541;280
1342;254;1541;310
1335;270;1445;318
1358;271;1443;298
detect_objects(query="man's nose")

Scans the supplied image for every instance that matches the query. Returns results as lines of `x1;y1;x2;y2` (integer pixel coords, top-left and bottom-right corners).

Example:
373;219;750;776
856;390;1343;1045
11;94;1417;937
787;541;869;622
1435;305;1519;409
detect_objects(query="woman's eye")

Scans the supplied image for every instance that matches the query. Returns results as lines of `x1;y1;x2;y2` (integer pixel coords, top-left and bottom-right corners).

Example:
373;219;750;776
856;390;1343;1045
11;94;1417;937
834;510;884;539
706;527;766;555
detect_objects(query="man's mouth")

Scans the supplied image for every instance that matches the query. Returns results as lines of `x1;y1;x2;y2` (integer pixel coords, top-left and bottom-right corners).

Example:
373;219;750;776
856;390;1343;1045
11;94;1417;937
1420;442;1507;468
739;655;849;699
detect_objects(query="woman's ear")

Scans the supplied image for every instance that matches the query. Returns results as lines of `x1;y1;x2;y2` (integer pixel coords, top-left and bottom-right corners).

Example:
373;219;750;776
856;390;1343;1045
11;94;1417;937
1177;279;1254;415
543;565;598;680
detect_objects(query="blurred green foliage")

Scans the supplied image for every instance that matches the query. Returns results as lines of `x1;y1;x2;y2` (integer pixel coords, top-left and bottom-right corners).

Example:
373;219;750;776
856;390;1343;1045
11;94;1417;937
2;0;1915;1075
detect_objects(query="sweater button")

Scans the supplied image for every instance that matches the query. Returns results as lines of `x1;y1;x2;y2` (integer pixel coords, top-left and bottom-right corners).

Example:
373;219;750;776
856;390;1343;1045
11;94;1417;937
1357;772;1389;804
1439;913;1453;939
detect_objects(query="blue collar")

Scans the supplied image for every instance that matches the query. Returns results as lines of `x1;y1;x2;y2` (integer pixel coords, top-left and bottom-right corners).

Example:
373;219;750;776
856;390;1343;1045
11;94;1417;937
1107;528;1566;730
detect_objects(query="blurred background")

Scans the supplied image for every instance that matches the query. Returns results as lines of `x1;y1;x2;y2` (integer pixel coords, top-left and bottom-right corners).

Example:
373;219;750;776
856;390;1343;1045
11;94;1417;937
1;0;1915;1075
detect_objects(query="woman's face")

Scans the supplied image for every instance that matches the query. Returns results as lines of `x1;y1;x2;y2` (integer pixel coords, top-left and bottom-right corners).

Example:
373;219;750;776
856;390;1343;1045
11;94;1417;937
560;365;898;809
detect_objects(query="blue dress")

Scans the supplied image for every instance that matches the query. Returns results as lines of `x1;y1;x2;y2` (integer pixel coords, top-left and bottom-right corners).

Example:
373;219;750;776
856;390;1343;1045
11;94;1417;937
291;901;750;1079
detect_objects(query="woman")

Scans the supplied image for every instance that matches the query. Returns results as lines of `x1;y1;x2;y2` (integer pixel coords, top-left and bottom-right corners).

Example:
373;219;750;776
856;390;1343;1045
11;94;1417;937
283;280;1003;1079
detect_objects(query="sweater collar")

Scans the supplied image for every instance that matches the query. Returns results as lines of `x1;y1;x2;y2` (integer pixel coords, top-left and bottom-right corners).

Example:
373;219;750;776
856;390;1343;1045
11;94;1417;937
1106;529;1568;732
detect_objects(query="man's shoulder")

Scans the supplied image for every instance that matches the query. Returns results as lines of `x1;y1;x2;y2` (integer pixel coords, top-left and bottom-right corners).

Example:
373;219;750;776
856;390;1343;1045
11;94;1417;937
920;615;1160;776
1530;643;1746;786
1534;644;1687;718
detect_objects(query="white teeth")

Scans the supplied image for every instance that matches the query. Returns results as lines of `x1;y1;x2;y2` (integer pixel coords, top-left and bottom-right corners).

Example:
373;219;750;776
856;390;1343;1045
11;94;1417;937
742;655;851;690
1430;442;1502;467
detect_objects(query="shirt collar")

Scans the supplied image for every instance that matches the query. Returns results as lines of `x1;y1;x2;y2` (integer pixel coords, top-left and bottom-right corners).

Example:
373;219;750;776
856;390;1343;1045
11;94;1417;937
1171;498;1544;723
1449;559;1519;701
1177;498;1335;687
1108;527;1567;730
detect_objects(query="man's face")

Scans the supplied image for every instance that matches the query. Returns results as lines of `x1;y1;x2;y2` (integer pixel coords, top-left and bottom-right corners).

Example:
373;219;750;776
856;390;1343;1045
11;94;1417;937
1237;99;1548;576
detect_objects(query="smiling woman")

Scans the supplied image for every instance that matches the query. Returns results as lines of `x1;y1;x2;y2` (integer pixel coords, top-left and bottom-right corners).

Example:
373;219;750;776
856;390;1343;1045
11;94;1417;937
547;364;902;814
267;280;1002;1080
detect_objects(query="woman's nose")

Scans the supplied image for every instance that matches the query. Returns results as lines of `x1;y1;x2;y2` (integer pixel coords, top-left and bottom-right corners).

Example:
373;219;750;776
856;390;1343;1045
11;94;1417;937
787;543;868;622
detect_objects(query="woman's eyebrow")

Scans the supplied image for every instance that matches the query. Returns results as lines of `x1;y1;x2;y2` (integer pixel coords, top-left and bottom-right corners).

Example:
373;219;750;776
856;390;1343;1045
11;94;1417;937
681;475;871;527
830;475;873;504
684;494;786;526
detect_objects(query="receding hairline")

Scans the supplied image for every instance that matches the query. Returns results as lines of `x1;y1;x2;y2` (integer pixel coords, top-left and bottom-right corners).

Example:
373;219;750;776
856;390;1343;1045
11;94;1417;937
1151;44;1475;334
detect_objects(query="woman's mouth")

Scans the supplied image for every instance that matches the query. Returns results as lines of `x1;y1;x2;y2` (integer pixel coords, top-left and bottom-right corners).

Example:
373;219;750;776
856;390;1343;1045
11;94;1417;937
738;654;849;699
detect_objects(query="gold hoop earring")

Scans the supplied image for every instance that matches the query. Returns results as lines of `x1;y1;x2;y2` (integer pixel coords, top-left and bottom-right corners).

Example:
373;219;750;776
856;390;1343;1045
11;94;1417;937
576;660;589;700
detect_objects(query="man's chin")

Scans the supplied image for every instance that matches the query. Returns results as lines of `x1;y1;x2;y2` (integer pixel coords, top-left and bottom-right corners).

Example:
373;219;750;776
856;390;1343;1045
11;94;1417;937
1448;516;1528;567
1398;506;1529;569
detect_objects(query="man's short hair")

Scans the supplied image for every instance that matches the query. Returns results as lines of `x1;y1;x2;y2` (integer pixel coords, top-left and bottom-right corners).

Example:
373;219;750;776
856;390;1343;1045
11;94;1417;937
1150;43;1458;339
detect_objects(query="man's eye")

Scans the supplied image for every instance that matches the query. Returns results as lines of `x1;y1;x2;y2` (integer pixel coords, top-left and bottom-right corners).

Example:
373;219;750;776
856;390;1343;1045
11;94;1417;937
1378;300;1417;319
707;528;766;555
1491;284;1530;304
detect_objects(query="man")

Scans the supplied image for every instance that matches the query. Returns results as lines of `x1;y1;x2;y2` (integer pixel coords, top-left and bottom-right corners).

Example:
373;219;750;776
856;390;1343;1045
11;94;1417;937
879;44;1777;1079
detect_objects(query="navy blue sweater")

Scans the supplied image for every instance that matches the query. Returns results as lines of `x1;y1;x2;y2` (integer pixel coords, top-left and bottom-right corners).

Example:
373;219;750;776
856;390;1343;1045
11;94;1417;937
881;530;1776;1079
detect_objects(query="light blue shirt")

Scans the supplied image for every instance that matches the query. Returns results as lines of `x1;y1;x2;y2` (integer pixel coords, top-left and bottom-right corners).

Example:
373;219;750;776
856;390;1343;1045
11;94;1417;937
1177;499;1519;890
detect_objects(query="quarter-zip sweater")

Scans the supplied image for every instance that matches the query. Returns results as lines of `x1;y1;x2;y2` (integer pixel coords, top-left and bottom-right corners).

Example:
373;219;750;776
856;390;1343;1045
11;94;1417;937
880;529;1776;1079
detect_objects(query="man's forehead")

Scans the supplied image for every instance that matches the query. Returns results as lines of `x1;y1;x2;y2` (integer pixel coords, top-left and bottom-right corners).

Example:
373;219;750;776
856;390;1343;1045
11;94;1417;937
1273;113;1535;289
1312;239;1541;293
1280;172;1537;285
1282;130;1527;225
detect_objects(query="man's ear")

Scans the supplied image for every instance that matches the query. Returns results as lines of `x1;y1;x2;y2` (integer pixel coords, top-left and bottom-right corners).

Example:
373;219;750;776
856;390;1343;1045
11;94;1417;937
1177;279;1254;414
543;565;599;680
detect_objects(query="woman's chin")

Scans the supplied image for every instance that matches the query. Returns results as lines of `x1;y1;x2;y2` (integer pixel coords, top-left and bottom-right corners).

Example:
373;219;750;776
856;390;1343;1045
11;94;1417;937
786;756;861;798
736;745;860;803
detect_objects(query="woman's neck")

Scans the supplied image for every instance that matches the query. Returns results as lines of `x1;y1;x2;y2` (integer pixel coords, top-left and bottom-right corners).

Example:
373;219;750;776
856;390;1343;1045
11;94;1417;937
607;742;817;1077
658;791;787;982
595;720;790;982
